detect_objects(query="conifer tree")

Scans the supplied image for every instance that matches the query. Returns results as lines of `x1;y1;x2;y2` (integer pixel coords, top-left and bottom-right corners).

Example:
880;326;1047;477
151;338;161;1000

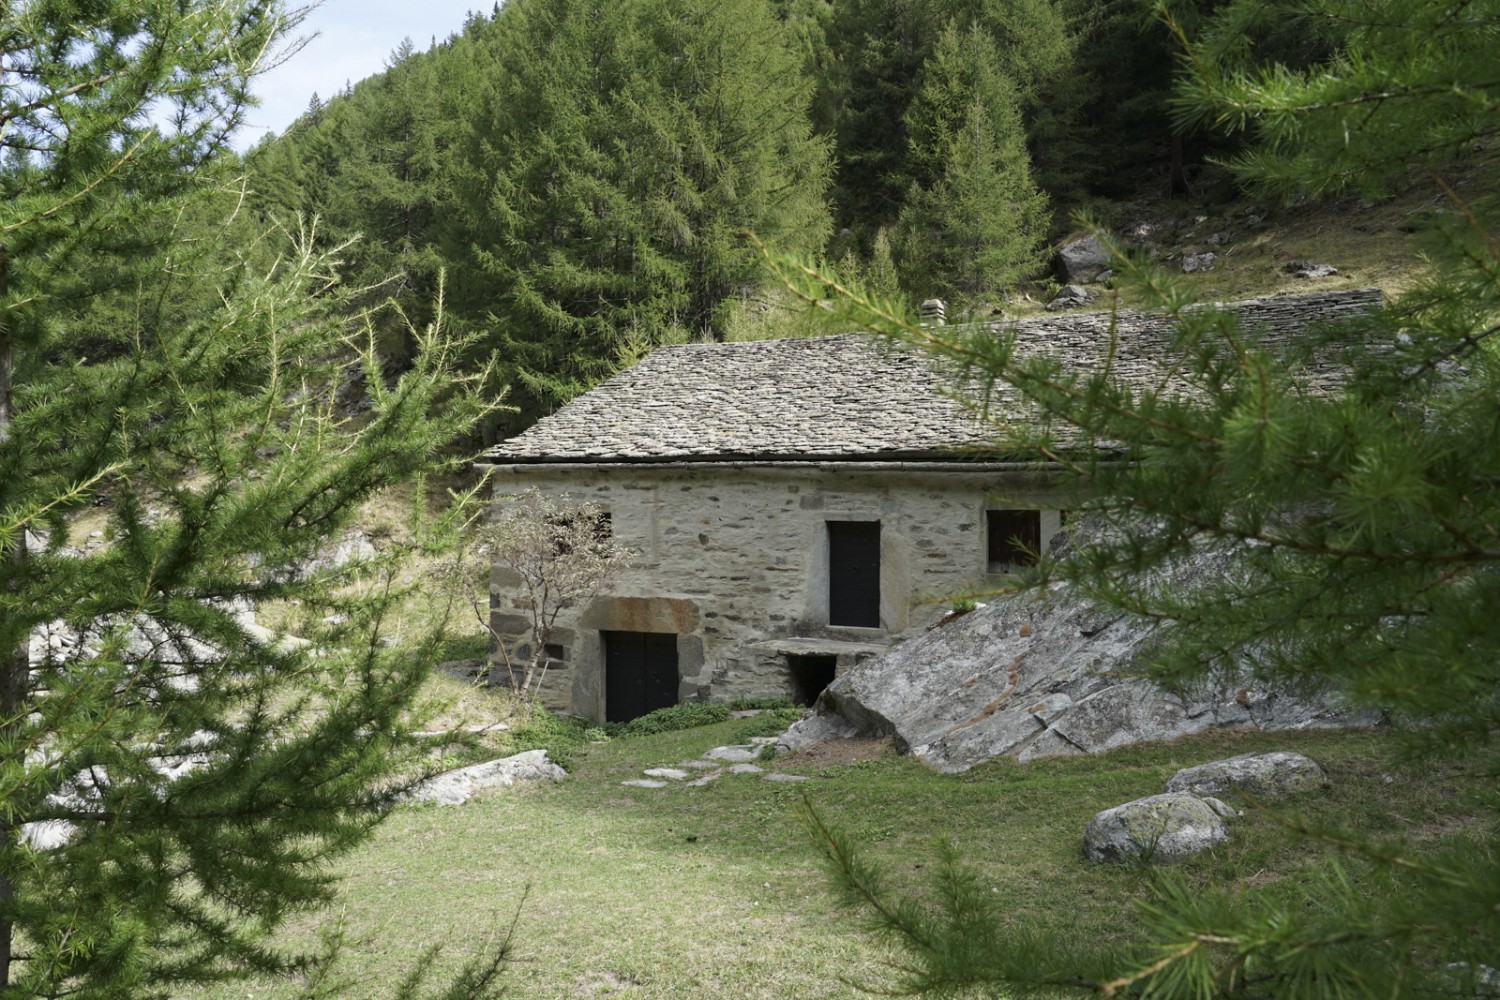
893;23;1049;304
819;0;1076;234
776;0;1500;993
0;4;500;995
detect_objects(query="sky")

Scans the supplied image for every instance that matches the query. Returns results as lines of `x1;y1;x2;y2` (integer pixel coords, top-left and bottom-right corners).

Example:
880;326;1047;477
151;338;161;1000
235;0;487;149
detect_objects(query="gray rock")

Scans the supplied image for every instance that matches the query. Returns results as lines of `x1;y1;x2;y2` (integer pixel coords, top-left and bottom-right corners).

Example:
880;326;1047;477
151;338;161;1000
1443;963;1500;998
405;749;565;806
1046;284;1093;312
21;820;75;851
776;712;861;755
686;772;722;786
621;779;667;789
815;522;1377;773
1084;792;1230;862
1182;252;1218;273
643;768;689;780
679;759;718;770
1057;236;1112;284
704;745;758;762
1284;260;1338;279
1164;752;1328;800
729;763;764;775
764;773;811;783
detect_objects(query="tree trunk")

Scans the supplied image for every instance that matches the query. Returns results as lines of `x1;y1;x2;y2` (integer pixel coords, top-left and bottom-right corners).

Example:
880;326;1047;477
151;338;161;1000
1169;131;1191;196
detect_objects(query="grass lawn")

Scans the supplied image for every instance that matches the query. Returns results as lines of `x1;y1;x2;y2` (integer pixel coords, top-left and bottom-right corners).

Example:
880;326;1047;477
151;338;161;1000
186;711;1487;999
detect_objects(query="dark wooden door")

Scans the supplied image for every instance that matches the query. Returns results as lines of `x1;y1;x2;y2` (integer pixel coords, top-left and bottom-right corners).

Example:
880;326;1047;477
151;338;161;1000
604;631;679;722
828;521;881;627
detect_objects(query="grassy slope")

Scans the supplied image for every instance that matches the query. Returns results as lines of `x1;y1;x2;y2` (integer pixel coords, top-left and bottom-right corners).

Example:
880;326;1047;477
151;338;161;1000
187;718;1487;999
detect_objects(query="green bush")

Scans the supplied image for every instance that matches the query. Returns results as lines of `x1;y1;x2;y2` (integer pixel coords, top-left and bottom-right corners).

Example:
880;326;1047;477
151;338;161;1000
733;708;805;740
614;703;731;738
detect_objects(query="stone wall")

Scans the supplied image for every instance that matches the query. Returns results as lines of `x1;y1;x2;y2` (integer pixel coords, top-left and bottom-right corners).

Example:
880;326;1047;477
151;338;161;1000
487;462;1070;719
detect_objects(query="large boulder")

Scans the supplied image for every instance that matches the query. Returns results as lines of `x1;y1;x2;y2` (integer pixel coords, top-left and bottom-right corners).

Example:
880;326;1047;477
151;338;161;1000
1164;752;1328;800
787;531;1377;773
1084;792;1232;862
1056;235;1112;284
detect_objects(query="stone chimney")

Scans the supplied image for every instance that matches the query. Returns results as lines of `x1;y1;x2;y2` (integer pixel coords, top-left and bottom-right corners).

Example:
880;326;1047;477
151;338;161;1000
919;298;946;326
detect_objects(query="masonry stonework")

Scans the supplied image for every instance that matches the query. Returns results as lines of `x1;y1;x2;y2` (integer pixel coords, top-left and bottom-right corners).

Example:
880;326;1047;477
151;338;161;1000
487;462;1067;719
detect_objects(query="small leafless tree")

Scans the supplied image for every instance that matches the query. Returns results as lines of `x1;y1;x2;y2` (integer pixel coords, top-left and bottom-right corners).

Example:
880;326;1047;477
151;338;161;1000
463;489;630;704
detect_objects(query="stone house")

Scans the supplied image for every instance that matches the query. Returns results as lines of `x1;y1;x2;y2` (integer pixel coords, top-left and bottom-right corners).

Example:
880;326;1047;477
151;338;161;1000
478;289;1381;721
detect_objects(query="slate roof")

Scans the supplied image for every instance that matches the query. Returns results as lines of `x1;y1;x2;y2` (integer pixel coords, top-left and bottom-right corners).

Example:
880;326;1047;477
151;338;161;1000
482;289;1384;465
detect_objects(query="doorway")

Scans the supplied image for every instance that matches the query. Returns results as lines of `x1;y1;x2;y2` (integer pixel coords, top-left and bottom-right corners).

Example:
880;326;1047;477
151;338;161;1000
604;630;679;722
828;520;881;627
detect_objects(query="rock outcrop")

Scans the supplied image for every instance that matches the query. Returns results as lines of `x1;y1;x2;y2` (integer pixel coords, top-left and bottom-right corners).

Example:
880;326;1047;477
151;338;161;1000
785;537;1378;773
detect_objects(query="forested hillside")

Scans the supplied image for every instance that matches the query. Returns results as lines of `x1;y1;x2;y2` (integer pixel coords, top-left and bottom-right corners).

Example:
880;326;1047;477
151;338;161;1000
244;0;1350;435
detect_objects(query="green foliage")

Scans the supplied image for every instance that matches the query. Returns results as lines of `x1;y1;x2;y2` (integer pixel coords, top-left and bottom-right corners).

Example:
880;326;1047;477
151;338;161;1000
893;22;1049;303
614;703;733;739
771;0;1500;993
1172;0;1498;200
732;707;806;740
817;0;1078;233
504;708;608;769
0;3;505;996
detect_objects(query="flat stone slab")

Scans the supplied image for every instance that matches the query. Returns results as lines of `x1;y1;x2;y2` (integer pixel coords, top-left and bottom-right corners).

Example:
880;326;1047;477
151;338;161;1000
763;773;811;783
621;779;668;789
729;763;764;774
679;760;718;770
748;636;890;658
686;773;722;786
705;745;758;763
748;737;778;745
643;768;689;780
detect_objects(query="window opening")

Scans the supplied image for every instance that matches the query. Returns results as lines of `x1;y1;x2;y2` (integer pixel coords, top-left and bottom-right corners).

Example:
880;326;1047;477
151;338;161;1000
987;509;1041;573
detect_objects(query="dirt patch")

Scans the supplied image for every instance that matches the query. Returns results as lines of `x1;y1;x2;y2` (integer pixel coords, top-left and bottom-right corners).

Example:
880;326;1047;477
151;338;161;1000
781;736;894;771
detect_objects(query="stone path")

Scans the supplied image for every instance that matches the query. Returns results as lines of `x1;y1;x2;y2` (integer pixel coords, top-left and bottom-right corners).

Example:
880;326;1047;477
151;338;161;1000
621;737;813;789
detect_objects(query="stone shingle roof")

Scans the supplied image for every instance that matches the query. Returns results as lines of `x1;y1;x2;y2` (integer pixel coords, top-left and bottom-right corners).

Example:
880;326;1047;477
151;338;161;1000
483;289;1384;465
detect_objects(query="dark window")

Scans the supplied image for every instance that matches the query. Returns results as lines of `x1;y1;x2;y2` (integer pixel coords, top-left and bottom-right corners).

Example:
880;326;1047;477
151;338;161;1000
987;510;1041;573
543;643;565;663
604;631;678;722
828;521;881;627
